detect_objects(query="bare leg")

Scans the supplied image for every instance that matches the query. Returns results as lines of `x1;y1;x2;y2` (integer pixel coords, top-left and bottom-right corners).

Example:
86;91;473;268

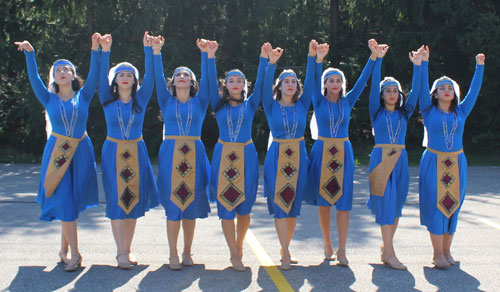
443;232;456;265
124;219;137;264
182;219;196;255
275;218;291;269
236;214;250;257
380;222;406;269
61;220;81;271
111;220;126;256
430;232;449;268
167;219;181;269
336;210;349;266
318;206;334;258
221;219;237;256
59;230;69;263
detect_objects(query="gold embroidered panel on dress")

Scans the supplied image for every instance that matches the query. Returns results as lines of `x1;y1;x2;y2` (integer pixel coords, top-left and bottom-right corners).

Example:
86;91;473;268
216;140;251;211
318;137;348;205
169;137;198;211
44;132;87;198
428;148;463;218
368;144;405;196
273;137;302;214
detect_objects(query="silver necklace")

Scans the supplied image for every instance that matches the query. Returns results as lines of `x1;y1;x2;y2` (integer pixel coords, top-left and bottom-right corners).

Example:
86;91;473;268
328;99;344;138
226;103;245;142
280;104;298;139
385;109;402;144
116;101;135;140
441;110;458;150
58;97;78;137
176;99;193;136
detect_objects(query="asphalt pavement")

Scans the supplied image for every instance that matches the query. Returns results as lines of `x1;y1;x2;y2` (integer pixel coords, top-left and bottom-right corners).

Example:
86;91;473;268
0;164;499;291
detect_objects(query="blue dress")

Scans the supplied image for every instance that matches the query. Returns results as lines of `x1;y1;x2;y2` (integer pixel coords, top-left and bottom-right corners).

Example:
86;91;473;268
366;59;421;225
208;56;267;219
155;52;211;220
262;55;315;218
419;61;484;235
99;47;160;220
306;58;375;210
24;49;100;222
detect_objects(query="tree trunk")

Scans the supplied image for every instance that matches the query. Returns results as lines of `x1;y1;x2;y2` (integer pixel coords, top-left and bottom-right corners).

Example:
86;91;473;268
330;0;340;66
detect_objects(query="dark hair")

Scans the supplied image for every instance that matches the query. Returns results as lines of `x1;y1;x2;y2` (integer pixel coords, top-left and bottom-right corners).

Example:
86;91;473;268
428;88;458;113
213;69;251;113
49;64;84;93
273;70;302;103
103;75;142;113
167;69;199;98
373;88;408;121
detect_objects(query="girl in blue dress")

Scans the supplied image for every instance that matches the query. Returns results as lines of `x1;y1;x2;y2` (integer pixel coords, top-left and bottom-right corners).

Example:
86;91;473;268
98;32;159;269
419;47;485;269
15;33;101;271
153;36;211;270
366;45;423;270
207;41;268;271
306;39;377;266
262;41;316;270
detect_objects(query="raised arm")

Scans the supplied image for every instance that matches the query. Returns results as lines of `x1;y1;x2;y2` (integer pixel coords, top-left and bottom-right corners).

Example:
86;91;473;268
312;41;327;108
197;41;212;110
458;54;485;118
405;47;423;116
345;39;379;107
136;32;155;106
98;34;112;104
80;32;102;102
15;41;50;106
262;46;283;114
419;45;432;113
206;39;222;110
369;58;382;119
152;35;172;110
298;45;318;109
247;42;270;111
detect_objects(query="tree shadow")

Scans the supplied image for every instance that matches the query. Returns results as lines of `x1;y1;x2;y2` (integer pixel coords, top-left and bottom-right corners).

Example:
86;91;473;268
73;264;148;291
138;264;203;291
299;261;356;292
7;263;83;292
198;267;252;292
423;262;483;292
370;263;417;291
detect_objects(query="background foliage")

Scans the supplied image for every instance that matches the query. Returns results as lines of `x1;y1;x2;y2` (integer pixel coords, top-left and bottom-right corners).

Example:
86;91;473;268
1;0;499;163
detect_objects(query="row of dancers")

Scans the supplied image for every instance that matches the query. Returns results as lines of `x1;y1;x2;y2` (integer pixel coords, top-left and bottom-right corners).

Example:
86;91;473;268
14;31;484;272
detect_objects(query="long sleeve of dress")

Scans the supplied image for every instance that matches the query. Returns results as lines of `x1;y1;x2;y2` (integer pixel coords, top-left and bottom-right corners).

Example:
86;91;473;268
262;62;277;115
154;52;173;110
197;52;210;110
80;49;101;102
346;58;376;107
419;61;431;114
24;50;50;107
136;46;155;107
98;50;112;104
369;58;382;119
312;59;323;108
458;64;484;118
207;56;221;110
404;64;422;117
247;56;268;111
298;55;316;109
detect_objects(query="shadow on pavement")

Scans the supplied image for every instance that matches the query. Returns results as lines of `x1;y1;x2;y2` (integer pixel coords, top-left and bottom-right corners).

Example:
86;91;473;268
370;263;417;291
73;264;148;291
423;262;483;292
8;263;83;292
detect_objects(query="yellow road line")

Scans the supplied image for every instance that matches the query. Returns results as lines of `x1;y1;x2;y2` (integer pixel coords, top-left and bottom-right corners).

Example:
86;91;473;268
478;218;500;230
245;229;294;292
